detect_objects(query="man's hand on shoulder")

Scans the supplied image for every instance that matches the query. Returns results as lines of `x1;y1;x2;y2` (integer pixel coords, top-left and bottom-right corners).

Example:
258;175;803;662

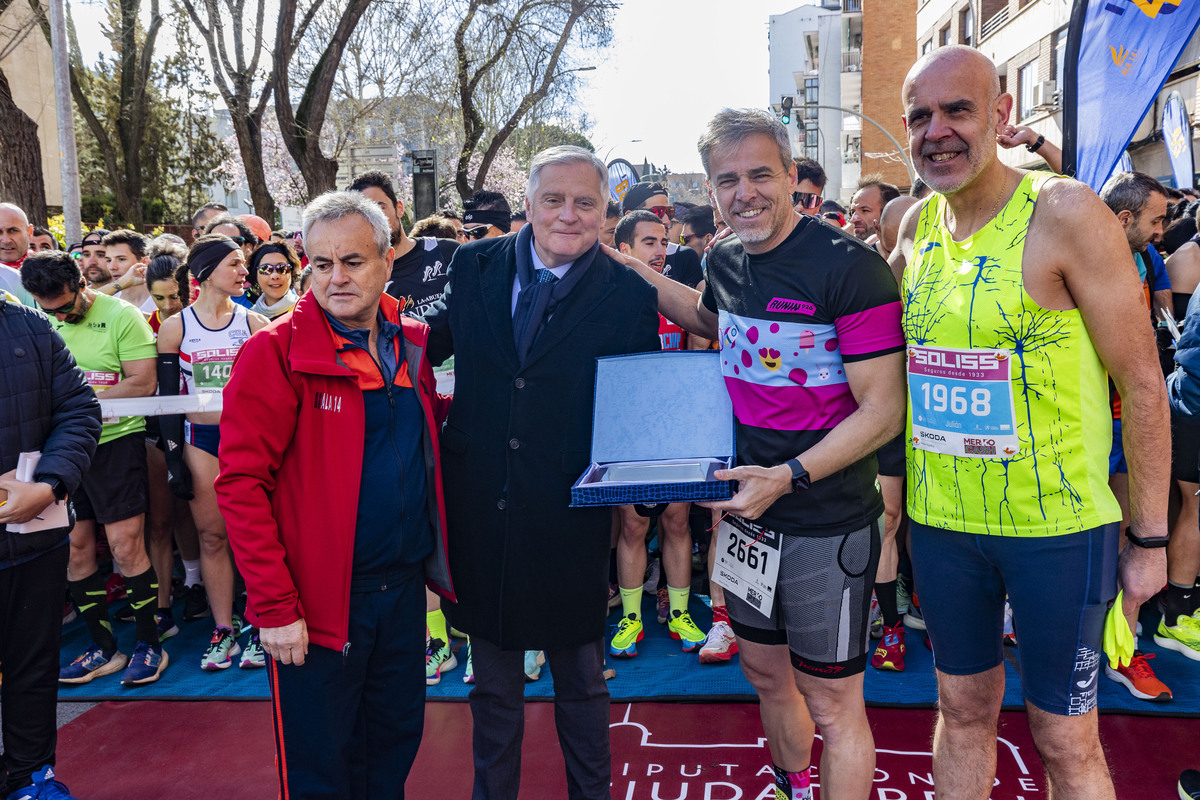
701;464;792;520
260;618;310;666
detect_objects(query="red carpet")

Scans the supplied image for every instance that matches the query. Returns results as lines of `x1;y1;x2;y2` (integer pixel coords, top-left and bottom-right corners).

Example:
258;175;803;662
55;700;1198;798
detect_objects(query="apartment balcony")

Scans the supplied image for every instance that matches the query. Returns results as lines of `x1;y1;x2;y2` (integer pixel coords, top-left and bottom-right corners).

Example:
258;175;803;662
980;6;1009;40
842;49;862;72
842;0;861;12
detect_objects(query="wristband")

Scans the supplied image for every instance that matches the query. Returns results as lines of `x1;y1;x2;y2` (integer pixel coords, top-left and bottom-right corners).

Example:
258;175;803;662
1125;526;1169;548
1026;134;1045;153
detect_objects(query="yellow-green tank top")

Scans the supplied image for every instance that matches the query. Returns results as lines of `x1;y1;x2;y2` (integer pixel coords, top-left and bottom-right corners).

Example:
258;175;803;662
902;171;1120;536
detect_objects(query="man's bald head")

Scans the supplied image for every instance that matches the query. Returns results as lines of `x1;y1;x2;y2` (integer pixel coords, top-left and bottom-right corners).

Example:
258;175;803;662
0;203;32;264
901;45;1011;195
878;195;920;258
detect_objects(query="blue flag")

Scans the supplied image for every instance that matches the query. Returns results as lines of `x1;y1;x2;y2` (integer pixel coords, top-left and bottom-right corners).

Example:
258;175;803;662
1063;0;1200;190
607;159;640;205
1163;91;1195;190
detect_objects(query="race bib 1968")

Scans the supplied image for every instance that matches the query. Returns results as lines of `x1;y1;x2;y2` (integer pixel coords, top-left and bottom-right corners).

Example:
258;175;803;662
907;344;1020;458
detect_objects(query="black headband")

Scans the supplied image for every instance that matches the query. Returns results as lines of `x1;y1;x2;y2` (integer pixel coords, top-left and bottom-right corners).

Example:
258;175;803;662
462;209;511;232
189;238;239;283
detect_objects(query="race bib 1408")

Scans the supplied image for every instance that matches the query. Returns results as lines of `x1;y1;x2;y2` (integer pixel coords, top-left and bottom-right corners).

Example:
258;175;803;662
907;344;1020;458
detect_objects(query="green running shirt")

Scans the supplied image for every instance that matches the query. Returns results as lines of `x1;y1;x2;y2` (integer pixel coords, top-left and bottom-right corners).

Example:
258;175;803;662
902;171;1120;536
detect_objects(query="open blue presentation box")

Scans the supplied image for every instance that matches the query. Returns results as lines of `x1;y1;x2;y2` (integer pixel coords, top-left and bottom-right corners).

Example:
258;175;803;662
570;350;736;507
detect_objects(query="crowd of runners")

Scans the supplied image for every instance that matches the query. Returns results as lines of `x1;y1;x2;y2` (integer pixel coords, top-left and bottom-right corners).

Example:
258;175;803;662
1;42;1198;800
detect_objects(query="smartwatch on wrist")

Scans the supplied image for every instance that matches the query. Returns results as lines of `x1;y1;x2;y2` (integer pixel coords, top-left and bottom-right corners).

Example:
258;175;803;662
1125;526;1169;549
784;458;810;493
1026;133;1046;153
36;477;66;502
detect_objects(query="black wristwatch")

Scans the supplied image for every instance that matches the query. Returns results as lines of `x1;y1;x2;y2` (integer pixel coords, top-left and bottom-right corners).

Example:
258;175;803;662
1026;133;1046;153
36;476;67;502
1125;526;1169;549
784;458;810;493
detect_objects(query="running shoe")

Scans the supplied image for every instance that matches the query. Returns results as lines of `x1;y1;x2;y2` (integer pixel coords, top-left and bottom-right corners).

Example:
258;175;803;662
667;609;706;653
115;603;135;624
240;630;266;669
903;593;926;631
156;612;179;642
1003;599;1016;646
523;650;546;681
1153;613;1200;661
425;637;457;685
7;765;79;800
449;627;468;639
896;572;911;616
871;623;906;672
182;583;210;622
1180;768;1200;800
1105;651;1172;702
59;643;127;684
656;587;670;625
642;558;660;594
232;613;245;638
869;592;883;640
607;583;621;610
105;572;126;603
462;642;474;684
609;614;644;657
62;603;76;626
699;620;739;664
122;640;168;685
200;627;241;671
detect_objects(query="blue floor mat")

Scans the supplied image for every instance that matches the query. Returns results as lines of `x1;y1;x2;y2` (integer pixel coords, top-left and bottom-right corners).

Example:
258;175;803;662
425;596;1200;717
57;599;269;701
59;595;1200;716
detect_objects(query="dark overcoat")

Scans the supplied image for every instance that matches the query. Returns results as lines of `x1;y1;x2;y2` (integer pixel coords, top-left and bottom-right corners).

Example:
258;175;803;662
423;233;660;650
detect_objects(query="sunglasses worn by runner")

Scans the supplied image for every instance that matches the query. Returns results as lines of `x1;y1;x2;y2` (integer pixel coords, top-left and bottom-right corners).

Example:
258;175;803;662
463;225;491;240
258;264;291;275
646;205;675;220
793;192;823;210
39;288;81;316
680;233;706;245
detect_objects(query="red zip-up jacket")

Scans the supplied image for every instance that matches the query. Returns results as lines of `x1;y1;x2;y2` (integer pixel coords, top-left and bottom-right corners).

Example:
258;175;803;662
215;291;454;653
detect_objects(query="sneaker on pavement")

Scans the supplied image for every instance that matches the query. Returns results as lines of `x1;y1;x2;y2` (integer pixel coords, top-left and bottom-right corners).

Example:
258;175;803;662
156;613;179;642
1153;614;1200;661
182;583;210;622
1179;768;1200;800
903;593;926;631
667;609;705;653
6;765;79;800
462;642;474;684
869;592;882;640
523;650;546;681
871;624;906;672
609;614;644;658
1105;651;1172;702
699;620;738;664
656;587;670;625
201;627;241;671
240;630;266;669
425;637;457;685
122;640;168;685
59;644;127;684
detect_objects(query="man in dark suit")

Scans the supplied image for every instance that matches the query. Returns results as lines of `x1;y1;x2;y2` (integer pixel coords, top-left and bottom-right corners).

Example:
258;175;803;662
424;145;660;800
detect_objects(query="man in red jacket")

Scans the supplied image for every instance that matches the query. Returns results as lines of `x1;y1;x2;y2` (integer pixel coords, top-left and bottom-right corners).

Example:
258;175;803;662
215;191;453;799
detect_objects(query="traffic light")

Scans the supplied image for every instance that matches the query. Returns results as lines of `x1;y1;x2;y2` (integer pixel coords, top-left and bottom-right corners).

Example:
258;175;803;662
780;96;794;125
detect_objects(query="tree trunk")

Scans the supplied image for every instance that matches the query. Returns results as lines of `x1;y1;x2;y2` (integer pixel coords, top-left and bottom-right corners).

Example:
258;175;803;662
232;113;276;222
0;67;49;225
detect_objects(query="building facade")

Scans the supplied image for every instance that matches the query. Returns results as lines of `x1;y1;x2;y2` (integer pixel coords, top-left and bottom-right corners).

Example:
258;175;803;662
769;1;916;203
916;0;1200;187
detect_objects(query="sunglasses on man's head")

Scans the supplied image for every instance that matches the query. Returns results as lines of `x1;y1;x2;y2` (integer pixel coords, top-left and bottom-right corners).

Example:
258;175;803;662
258;264;291;275
793;192;823;209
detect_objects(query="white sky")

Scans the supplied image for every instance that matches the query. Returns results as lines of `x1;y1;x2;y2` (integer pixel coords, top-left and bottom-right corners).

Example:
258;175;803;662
580;0;812;174
69;0;814;175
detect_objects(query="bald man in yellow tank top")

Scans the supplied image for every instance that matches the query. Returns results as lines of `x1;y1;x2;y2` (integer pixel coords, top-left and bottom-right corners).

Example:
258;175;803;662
888;46;1169;800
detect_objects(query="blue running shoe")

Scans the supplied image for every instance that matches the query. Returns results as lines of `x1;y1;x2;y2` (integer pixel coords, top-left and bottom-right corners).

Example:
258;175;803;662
121;640;168;686
58;644;126;684
6;765;79;800
156;612;179;642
